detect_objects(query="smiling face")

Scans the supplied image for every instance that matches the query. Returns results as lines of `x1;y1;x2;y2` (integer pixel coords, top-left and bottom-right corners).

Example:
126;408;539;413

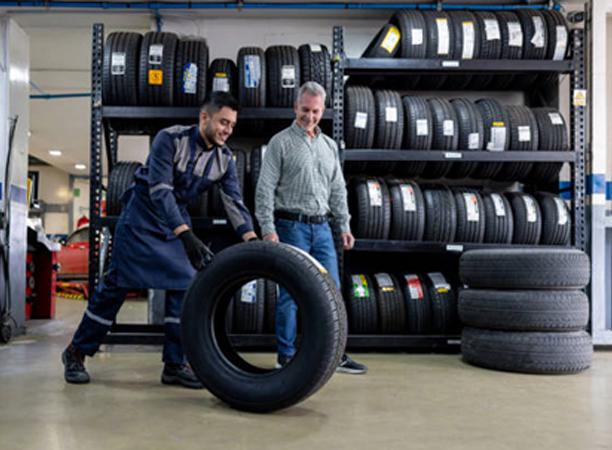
294;92;325;135
199;106;237;147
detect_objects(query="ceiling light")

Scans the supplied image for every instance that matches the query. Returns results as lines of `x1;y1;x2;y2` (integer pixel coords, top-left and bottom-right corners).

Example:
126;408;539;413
49;149;62;156
74;163;87;170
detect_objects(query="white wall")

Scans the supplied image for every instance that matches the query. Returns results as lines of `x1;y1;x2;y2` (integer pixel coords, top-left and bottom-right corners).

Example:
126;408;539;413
30;164;70;234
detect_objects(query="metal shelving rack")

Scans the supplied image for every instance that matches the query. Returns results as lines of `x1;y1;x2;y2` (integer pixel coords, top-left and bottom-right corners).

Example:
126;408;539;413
331;25;587;350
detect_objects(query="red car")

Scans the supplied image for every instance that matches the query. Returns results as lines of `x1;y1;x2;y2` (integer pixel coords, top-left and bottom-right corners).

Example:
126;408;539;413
57;226;89;280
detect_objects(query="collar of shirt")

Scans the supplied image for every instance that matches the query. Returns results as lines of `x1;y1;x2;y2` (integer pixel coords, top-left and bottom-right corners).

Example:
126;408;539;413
291;120;321;141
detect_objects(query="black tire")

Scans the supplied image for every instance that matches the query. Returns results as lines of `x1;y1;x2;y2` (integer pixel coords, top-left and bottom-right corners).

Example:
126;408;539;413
399;273;431;334
461;327;592;375
345;274;379;334
390;10;427;58
181;241;347;412
423;98;457;179
399;96;431;177
102;32;142;106
233;279;266;334
506;192;542;245
298;44;332;107
348;177;391;240
458;289;589;331
345;86;375;149
516;9;549;60
249;145;267;193
374;90;404;149
361;23;401;58
138;32;178;106
496;105;538;181
387;179;425;241
459;248;590;289
423;185;457;243
208;58;237;96
470;12;502;89
420;11;454;89
445;11;480;89
525;107;569;183
543;10;570;60
493;12;523;90
237;47;266;107
423;272;457;333
452;188;485;243
482;192;513;244
107;161;142;216
174;38;209;107
537;192;571;246
373;273;406;334
447;98;483;179
472;99;509;179
266;45;300;107
264;280;278;334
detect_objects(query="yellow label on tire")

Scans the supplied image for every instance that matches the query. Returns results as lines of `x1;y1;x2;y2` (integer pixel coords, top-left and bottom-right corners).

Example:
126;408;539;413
380;26;401;54
148;69;163;85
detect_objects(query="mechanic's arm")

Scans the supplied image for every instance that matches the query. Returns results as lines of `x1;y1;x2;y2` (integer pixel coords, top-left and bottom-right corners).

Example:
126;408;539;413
328;143;354;250
254;141;282;241
219;154;256;241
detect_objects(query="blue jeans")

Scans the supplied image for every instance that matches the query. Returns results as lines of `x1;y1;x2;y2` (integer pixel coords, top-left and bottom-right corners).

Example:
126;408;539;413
275;219;340;357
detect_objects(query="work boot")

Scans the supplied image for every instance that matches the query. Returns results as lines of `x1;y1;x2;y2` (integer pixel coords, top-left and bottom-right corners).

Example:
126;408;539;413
275;354;293;369
337;354;368;375
62;345;90;384
161;363;204;389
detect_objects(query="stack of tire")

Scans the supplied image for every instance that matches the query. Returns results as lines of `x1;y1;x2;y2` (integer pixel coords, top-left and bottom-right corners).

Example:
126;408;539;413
459;248;592;374
344;272;458;334
361;9;570;89
228;279;279;334
344;87;569;183
348;177;571;246
106;161;143;215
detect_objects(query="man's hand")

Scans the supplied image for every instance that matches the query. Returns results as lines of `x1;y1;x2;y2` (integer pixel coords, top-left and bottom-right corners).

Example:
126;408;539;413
263;232;279;243
341;232;355;250
242;231;258;242
178;229;214;271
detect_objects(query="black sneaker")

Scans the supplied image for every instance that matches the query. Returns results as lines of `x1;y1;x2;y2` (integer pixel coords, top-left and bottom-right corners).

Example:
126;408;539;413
161;363;204;389
337;354;367;375
275;354;293;369
62;345;90;384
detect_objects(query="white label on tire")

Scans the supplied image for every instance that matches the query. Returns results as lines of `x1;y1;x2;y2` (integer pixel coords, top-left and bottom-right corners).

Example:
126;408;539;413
212;74;230;92
428;272;451;293
148;44;163;65
412;28;424;46
553;26;568;61
416;119;429;136
491;193;506;217
352;275;369;298
436;18;450;55
446;244;463;252
523;195;538;223
261;145;268;161
531;16;545;48
375;273;395;292
244;55;262;88
385;106;398;123
555;197;569;225
484;19;501;41
463;193;479;222
281;65;296;88
468;132;480;149
404;274;424;300
368;180;383;207
488;126;506;151
400;184;417;212
508;22;523;47
309;44;322;52
443;120;454;137
518;125;532;142
182;63;198;94
354;112;368;129
549;112;564;125
111;52;126;75
462;21;475;60
240;280;257;304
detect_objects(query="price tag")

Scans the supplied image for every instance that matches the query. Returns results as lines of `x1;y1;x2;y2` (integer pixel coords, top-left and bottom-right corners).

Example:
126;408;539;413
436;18;450;55
468;132;480;150
553;26;568;60
416;119;429;136
412;28;424;46
381;26;401;54
352;275;369;298
488;125;507;151
443;120;455;137
444;152;462;159
309;44;322;52
240;281;257;304
367;180;383;207
400;184;417;212
442;61;460;67
404;274;424;300
573;89;587;107
111;52;126;75
354;112;368;129
531;16;545;48
428;272;451;292
244;55;262;88
148;44;163;65
508;22;523;47
375;273;395;292
518;126;531;142
281;65;296;88
491;193;506;217
554;197;569;225
182;63;198;94
484;19;501;41
549;112;564;125
463;193;480;222
523;195;538;223
462;21;475;59
446;244;464;252
385;106;398;123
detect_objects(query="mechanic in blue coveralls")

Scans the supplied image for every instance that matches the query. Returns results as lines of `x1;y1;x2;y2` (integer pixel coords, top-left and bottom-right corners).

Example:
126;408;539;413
62;92;257;388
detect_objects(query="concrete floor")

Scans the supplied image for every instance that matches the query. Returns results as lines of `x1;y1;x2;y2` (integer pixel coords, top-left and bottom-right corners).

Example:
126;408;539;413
0;298;611;450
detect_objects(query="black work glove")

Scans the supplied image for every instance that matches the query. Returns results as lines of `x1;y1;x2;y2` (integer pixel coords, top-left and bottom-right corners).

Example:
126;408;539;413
179;229;214;271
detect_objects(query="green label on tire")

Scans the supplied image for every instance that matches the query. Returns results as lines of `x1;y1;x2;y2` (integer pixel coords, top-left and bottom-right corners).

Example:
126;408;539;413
352;275;369;298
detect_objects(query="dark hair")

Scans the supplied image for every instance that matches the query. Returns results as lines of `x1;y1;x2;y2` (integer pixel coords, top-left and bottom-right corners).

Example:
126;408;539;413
200;91;241;114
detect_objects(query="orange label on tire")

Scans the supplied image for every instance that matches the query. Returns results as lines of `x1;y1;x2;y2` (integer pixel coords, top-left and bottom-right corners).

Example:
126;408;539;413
148;69;163;85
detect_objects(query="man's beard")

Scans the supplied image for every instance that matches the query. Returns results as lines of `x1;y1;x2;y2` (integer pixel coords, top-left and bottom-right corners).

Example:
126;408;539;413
204;123;221;146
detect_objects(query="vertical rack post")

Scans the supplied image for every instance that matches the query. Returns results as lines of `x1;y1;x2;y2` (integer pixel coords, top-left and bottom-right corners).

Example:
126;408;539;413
332;26;345;162
88;23;104;295
570;28;587;252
